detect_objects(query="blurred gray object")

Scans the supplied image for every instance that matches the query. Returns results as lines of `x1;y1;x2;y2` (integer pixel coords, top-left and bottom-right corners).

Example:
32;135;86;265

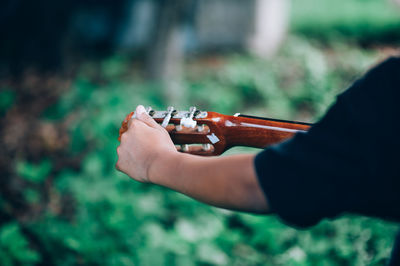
118;0;289;57
114;0;289;104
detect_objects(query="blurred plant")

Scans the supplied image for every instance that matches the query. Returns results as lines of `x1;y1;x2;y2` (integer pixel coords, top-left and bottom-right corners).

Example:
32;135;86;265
0;223;40;266
291;0;400;44
0;15;398;265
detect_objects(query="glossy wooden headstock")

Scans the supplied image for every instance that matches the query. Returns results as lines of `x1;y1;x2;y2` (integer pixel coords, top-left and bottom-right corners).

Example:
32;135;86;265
119;106;312;156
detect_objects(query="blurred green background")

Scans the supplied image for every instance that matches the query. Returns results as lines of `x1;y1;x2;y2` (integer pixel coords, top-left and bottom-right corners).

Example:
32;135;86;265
0;0;399;265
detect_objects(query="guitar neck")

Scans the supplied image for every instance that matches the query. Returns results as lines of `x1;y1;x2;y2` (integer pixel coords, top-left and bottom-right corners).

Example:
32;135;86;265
119;107;312;156
218;113;311;150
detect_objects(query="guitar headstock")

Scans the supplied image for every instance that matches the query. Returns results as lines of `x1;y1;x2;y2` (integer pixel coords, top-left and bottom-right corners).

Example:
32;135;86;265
118;106;228;156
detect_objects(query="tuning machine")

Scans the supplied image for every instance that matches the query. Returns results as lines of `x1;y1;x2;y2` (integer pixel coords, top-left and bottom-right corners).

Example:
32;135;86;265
197;124;204;132
180;106;197;128
202;144;211;151
146;106;155;116
181;144;189;152
161;106;175;128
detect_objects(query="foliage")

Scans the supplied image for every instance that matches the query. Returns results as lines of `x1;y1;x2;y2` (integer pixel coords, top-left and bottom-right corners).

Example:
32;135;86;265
1;0;399;264
291;0;400;44
0;89;15;116
1;36;395;265
16;159;52;184
0;223;40;266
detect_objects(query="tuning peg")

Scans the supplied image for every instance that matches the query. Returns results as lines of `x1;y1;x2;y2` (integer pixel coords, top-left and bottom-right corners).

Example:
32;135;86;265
181;144;189;152
197;124;204;132
194;110;201;117
146;106;155;116
202;144;211;151
161;106;175;128
189;106;196;113
180;106;197;128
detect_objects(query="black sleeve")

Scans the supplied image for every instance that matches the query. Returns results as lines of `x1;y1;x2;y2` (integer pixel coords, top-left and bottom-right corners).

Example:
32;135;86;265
254;57;400;228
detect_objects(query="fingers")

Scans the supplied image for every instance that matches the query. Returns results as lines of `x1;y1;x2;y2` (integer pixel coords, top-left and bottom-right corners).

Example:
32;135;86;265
133;105;161;129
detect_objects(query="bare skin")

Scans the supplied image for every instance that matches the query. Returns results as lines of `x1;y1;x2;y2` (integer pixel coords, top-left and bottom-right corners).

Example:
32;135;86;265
116;105;269;213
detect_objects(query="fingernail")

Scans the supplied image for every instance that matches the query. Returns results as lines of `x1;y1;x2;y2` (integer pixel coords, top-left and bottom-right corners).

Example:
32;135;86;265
136;105;146;115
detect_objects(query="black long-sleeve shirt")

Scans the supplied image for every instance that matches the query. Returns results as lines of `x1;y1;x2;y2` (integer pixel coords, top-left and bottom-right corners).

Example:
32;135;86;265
254;57;400;264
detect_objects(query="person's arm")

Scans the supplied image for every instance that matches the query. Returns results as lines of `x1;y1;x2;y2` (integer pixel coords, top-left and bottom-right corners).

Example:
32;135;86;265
150;152;268;213
116;105;269;213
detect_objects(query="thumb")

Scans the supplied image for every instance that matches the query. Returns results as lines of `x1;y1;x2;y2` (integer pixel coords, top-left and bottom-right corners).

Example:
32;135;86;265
135;105;160;128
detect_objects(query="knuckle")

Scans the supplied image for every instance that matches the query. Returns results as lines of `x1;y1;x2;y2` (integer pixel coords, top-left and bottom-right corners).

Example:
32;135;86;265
144;116;152;123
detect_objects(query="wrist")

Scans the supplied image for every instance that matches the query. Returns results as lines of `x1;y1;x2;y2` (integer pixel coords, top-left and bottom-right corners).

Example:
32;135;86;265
147;150;183;185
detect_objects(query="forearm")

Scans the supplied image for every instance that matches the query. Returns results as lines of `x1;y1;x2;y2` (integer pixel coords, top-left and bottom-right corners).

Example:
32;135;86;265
149;152;269;213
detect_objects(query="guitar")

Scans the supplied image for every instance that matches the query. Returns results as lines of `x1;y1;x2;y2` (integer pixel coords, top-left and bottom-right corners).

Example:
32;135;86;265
119;106;312;156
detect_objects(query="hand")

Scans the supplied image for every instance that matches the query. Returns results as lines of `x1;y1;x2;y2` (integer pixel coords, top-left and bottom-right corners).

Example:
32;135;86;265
116;105;177;183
